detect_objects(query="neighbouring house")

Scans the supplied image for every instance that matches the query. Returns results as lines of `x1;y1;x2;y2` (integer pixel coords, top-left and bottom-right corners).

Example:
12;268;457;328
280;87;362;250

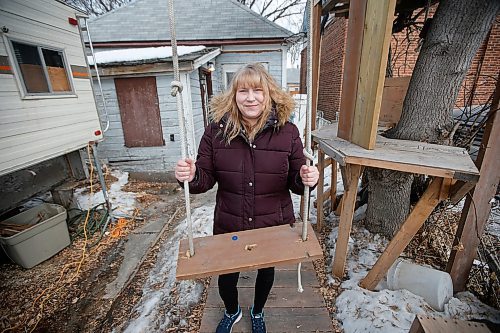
84;0;293;180
300;4;500;123
0;0;103;213
287;68;300;95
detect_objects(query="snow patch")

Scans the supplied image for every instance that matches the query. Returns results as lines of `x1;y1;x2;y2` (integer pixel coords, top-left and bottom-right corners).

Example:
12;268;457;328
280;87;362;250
122;203;215;332
88;46;206;65
74;170;136;214
325;211;500;333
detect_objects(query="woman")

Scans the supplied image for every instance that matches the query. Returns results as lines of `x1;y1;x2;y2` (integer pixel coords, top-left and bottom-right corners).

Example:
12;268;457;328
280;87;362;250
175;63;319;333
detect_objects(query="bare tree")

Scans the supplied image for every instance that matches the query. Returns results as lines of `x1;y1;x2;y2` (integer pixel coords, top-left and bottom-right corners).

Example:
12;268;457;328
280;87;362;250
64;0;133;16
237;0;305;22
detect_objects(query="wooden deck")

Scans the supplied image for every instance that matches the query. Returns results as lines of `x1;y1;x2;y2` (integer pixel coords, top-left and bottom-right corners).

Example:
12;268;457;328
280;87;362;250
199;262;334;333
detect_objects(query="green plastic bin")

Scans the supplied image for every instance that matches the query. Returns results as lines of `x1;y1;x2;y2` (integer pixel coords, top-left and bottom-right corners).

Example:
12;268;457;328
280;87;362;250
0;203;70;268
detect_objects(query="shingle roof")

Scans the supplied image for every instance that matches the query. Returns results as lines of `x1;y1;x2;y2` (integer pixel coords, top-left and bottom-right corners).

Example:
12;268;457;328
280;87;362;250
88;0;292;43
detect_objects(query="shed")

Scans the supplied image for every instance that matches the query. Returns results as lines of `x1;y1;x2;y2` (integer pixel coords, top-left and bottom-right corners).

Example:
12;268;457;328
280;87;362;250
85;0;293;179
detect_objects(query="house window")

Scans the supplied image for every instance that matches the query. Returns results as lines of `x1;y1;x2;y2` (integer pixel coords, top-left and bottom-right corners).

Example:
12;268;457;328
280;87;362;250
10;40;73;96
222;63;269;88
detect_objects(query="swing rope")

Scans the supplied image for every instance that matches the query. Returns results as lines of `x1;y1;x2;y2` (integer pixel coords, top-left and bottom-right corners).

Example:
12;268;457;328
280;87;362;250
169;0;315;279
168;0;194;257
297;0;315;293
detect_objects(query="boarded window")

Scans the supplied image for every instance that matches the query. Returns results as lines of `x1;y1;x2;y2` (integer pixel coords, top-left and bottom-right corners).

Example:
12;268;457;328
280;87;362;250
115;77;164;147
11;40;72;95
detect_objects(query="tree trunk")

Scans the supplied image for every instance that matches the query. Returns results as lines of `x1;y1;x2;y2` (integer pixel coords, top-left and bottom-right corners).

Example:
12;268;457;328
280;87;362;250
365;0;500;237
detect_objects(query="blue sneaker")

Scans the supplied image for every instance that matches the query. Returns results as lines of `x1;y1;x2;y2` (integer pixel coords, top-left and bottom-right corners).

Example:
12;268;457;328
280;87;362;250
216;306;242;333
250;307;267;333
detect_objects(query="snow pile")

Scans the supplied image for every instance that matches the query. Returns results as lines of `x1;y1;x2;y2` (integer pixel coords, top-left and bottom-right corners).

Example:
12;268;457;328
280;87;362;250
324;210;500;333
88;45;206;65
74;170;136;214
122;203;215;332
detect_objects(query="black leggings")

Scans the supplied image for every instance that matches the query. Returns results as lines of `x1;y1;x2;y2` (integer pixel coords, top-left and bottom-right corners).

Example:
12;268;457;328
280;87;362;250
218;267;275;315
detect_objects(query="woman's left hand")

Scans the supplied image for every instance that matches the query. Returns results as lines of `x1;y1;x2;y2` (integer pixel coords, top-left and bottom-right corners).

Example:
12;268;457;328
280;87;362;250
300;165;319;187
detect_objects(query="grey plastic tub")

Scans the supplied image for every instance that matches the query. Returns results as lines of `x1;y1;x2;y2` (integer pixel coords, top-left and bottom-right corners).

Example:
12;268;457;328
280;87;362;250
0;203;70;268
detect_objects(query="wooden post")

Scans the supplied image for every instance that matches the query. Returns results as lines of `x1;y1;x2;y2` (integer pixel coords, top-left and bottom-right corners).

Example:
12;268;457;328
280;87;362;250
332;163;362;278
350;0;397;149
446;76;500;292
331;160;337;210
317;149;326;230
360;178;447;290
311;2;322;133
338;0;367;140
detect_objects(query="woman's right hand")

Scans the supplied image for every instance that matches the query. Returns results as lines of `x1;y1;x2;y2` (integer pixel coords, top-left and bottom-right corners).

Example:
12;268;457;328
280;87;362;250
175;158;196;182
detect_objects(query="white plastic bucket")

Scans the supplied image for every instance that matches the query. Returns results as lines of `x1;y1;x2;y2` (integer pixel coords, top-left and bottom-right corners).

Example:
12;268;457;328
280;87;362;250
386;259;453;311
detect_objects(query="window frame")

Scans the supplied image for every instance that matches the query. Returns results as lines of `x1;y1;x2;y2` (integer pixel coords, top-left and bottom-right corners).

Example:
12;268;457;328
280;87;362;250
6;37;76;99
222;62;269;89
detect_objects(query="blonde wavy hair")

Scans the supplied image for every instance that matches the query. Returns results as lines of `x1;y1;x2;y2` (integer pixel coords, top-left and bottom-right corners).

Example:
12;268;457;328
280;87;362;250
210;63;295;143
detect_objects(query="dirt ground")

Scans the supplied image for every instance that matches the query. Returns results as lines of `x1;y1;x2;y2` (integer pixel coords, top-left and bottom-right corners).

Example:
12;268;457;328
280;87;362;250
0;179;343;333
2;176;496;332
0;180;185;332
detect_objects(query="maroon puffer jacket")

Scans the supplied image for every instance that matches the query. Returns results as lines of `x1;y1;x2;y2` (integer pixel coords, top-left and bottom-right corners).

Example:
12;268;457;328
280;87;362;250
187;115;307;235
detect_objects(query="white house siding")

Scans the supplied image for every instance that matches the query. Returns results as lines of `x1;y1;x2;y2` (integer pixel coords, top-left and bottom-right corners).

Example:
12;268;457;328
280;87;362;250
189;70;204;147
0;0;102;176
94;71;205;174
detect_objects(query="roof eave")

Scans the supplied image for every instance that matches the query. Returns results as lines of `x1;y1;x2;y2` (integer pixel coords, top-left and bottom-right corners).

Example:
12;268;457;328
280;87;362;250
90;38;290;48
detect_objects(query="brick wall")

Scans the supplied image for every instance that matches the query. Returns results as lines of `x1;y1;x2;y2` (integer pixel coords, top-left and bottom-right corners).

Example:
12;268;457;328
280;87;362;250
301;9;499;122
318;17;347;121
390;7;499;108
300;17;347;121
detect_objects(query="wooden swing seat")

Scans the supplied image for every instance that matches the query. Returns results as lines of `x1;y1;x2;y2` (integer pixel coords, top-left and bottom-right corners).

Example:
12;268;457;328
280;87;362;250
176;222;323;280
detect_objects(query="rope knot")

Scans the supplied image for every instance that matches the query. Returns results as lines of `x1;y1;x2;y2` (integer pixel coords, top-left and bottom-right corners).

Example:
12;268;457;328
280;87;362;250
171;80;183;96
303;148;314;161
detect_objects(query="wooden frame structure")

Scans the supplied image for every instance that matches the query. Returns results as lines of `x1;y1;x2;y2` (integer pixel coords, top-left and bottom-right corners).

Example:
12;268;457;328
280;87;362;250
313;124;479;287
311;0;498;294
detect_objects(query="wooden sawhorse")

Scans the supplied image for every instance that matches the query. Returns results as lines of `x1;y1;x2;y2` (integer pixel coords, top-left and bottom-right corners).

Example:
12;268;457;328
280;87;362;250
312;123;479;290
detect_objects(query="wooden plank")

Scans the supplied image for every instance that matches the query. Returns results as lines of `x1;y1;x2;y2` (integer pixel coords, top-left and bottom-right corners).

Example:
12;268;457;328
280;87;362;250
201;263;333;333
206;285;325;308
332;164;362;278
360;178;444;290
313;123;479;181
176;223;323;280
447;76;500;292
317;149;326;230
200;307;333;333
331;160;338;210
410;315;492;333
379;76;411;125
320;189;332;202
208;269;319;288
115;76;164;148
311;3;322;134
351;0;397;149
338;0;367;140
448;180;476;205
